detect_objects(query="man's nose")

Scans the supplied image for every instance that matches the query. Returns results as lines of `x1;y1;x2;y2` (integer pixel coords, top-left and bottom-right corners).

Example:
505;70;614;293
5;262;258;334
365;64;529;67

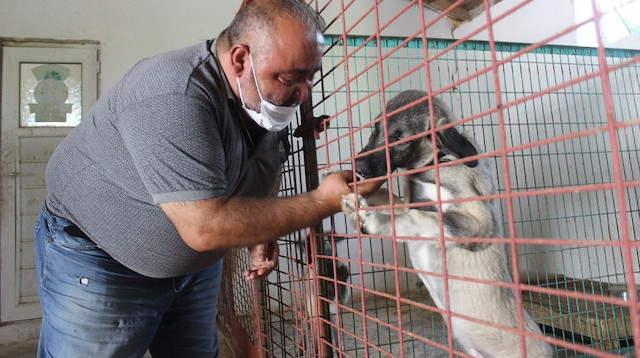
292;80;312;103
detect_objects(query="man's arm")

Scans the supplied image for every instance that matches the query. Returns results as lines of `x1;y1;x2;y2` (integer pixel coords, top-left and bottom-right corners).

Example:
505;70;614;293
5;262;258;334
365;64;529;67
159;170;382;252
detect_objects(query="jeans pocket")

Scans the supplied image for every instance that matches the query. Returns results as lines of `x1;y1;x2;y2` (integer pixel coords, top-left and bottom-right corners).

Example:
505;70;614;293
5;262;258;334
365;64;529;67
58;231;97;250
39;229;106;298
49;224;98;250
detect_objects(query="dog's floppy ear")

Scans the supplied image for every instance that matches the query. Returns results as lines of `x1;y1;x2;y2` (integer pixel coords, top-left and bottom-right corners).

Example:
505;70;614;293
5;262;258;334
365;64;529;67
436;125;478;167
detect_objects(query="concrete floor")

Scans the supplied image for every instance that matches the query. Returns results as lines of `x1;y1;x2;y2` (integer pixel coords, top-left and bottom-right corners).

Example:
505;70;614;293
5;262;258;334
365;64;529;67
0;320;241;358
0;339;38;358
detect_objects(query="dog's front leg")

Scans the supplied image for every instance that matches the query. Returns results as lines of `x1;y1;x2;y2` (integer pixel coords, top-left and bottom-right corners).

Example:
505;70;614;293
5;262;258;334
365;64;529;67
341;193;440;237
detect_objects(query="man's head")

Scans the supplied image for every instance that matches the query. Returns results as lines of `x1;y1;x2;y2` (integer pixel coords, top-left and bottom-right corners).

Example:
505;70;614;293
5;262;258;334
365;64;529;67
223;0;326;112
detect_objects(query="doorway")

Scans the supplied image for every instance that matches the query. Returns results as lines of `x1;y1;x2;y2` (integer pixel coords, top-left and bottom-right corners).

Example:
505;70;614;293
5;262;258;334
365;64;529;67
0;42;98;323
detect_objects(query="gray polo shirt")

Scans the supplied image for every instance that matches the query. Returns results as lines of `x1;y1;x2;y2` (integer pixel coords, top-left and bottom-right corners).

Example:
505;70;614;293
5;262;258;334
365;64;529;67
45;39;282;278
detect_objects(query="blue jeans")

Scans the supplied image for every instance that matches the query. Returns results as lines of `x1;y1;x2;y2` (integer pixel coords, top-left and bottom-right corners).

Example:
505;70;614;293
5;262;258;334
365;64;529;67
34;206;223;358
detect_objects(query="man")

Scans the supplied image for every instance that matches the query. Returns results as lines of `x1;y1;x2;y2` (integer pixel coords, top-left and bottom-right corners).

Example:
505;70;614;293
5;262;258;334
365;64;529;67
35;0;381;356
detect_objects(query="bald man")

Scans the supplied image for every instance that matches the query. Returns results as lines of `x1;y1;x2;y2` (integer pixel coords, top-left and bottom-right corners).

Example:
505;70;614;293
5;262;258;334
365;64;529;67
36;0;381;356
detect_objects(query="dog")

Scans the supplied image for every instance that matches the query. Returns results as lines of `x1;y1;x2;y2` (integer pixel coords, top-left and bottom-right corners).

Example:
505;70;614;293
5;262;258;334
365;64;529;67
300;234;351;315
341;90;551;357
297;234;351;355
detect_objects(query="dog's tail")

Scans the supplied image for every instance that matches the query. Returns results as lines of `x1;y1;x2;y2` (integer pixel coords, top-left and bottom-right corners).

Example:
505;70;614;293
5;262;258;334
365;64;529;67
298;233;347;263
298;233;351;289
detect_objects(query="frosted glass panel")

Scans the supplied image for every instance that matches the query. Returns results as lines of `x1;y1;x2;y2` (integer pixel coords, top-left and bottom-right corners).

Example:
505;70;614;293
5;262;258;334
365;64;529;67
20;63;82;127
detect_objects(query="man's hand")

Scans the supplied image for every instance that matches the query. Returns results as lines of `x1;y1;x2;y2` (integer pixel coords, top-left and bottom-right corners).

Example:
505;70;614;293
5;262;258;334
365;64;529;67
244;241;279;280
310;170;385;213
353;174;385;197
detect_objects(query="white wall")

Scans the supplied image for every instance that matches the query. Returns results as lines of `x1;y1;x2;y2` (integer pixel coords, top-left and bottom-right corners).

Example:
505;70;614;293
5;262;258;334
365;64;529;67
0;0;238;92
3;0;636;95
456;0;639;49
454;0;578;45
0;0;454;94
610;32;640;49
319;0;454;38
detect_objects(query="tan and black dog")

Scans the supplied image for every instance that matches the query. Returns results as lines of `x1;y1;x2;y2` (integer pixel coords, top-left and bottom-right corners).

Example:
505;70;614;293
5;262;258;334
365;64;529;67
342;90;551;357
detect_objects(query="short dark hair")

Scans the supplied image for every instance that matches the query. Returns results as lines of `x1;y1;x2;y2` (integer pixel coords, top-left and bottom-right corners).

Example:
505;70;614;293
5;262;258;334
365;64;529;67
227;0;326;50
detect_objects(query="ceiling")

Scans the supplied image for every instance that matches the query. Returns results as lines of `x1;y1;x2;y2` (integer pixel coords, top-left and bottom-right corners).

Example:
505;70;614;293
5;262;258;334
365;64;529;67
421;0;504;25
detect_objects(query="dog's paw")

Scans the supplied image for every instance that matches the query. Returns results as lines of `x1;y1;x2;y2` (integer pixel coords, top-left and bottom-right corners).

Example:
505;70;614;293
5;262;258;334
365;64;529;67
341;193;372;232
341;193;367;214
341;194;386;235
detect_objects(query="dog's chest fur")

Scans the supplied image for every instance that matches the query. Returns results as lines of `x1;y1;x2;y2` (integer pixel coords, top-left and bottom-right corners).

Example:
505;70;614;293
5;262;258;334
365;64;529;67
401;173;455;309
406;174;456;213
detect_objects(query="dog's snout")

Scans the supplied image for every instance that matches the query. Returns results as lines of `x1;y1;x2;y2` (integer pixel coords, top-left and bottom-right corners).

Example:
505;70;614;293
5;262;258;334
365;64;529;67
355;157;371;178
354;172;366;182
355;151;388;179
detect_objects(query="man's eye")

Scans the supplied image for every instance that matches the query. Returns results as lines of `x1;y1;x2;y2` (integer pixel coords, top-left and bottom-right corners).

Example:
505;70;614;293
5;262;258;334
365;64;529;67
278;77;297;86
278;74;316;86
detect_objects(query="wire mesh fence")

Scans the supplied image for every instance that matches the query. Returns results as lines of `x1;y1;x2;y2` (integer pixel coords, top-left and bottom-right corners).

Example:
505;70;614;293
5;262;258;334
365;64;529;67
217;1;640;357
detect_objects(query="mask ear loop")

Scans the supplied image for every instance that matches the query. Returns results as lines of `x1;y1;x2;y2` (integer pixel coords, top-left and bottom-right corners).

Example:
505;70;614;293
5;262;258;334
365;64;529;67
248;53;265;101
236;77;248;108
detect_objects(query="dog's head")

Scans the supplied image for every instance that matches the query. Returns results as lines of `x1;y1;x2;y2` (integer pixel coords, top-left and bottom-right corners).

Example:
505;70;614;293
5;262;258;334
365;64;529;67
355;90;478;178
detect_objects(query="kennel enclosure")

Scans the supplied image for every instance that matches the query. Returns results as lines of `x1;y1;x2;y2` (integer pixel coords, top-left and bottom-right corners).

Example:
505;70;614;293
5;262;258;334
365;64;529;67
217;1;640;357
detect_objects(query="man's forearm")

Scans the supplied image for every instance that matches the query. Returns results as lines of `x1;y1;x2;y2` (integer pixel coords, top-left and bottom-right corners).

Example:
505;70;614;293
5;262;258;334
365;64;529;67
160;170;383;252
161;191;336;252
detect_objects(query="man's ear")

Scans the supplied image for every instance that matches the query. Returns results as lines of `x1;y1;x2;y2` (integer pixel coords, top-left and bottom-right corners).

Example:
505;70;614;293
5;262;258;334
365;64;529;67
229;44;250;77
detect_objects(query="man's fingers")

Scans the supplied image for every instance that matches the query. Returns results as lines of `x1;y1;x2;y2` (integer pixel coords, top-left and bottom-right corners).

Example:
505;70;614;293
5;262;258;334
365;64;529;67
250;244;267;264
245;242;279;280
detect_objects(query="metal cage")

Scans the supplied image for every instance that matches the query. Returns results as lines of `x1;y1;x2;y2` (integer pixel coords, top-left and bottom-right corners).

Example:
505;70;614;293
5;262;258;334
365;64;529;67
217;1;640;357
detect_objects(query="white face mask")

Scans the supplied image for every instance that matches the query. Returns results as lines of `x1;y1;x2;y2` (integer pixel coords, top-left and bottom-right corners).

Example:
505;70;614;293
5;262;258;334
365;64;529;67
236;54;299;132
